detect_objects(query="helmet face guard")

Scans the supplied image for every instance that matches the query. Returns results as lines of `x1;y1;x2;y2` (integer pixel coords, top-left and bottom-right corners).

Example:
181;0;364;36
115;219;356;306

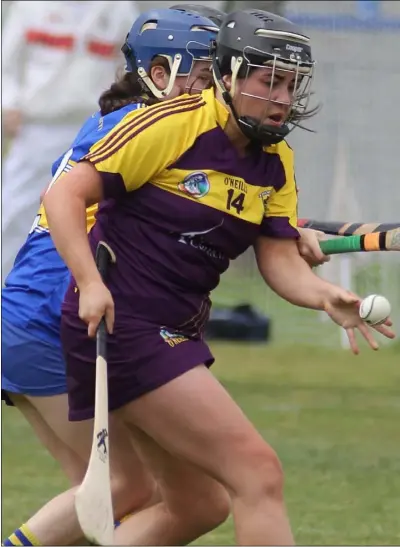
212;11;316;146
235;45;314;142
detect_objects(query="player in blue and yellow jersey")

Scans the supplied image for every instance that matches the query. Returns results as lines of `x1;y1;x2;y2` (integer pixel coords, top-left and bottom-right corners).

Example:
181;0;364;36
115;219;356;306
2;7;230;547
44;9;394;546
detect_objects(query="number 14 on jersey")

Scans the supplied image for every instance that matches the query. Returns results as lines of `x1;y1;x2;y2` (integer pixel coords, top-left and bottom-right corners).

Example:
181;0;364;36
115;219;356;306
226;189;245;215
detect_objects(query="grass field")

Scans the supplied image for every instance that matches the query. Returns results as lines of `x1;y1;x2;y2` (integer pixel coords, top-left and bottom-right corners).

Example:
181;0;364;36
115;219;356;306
212;251;400;348
2;342;400;545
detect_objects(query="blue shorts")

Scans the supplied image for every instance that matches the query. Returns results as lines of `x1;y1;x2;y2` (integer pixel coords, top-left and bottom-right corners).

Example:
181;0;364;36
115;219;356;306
1;318;67;400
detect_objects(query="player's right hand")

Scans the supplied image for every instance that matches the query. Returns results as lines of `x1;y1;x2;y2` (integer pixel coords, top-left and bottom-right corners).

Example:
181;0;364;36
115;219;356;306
297;227;330;267
78;281;115;337
323;286;395;354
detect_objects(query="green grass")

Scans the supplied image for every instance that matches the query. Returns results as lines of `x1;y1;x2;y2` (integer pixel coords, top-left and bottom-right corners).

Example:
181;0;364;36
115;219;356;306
211;254;400;349
2;343;400;545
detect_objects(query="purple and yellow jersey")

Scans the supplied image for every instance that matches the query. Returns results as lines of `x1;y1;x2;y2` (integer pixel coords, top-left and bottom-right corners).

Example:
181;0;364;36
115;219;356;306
2;103;144;345
65;89;299;337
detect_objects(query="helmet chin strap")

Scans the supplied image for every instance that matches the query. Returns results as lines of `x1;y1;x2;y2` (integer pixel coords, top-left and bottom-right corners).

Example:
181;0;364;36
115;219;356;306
211;53;289;146
138;54;183;99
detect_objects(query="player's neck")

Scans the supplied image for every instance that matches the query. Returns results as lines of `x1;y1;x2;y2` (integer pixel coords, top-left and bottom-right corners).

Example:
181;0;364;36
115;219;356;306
223;115;250;157
215;88;250;157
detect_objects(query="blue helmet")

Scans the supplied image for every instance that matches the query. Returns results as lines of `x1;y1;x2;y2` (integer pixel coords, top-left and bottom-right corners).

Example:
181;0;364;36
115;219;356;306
170;4;225;27
121;8;218;98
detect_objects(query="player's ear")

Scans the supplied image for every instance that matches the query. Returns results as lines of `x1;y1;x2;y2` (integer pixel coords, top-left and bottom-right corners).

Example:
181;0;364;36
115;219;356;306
222;73;232;92
150;64;169;91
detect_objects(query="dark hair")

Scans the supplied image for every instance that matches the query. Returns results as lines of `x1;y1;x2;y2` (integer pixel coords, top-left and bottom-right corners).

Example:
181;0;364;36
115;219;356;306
288;94;321;133
98;56;171;115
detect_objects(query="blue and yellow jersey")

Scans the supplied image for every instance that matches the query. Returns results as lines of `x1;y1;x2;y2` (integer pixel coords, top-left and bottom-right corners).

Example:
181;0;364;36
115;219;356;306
2;102;144;345
64;88;299;337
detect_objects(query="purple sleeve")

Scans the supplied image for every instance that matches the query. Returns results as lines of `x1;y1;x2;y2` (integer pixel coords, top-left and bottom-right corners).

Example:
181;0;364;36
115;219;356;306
97;171;127;201
79;157;128;201
260;216;300;239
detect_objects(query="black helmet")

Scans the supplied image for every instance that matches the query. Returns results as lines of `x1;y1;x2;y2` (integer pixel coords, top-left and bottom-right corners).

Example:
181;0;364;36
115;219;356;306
212;9;315;146
170;4;225;27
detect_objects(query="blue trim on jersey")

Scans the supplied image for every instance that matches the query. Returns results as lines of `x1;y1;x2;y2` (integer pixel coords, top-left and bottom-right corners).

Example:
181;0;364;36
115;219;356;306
2;103;142;393
52;103;144;176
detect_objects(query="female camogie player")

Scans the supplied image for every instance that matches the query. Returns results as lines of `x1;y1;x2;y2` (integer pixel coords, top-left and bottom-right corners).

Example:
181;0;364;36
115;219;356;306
44;8;395;546
3;6;325;546
2;7;230;547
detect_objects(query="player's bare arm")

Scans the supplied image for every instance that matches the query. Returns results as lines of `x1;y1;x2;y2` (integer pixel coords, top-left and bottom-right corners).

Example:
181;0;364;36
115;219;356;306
254;236;394;353
44;162;102;287
254;236;339;310
43;162;114;337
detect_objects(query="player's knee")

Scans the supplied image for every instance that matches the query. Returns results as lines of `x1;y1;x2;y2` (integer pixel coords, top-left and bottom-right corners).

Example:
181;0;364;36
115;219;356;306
168;481;230;535
110;472;157;518
232;441;285;503
192;483;231;532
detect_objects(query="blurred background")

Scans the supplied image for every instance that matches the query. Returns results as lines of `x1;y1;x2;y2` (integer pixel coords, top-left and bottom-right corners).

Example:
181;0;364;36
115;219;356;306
2;2;400;545
211;0;400;350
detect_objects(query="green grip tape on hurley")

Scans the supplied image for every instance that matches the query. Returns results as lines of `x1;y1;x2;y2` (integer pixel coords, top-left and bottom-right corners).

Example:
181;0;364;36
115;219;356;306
320;235;362;255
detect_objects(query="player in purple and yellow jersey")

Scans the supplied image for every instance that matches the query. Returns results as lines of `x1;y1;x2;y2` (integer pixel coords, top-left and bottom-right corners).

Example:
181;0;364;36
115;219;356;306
44;9;394;546
2;7;230;547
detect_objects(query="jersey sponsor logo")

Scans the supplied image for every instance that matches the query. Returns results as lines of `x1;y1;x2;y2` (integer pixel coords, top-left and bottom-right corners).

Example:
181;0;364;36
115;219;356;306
160;328;188;347
177;221;225;260
178;171;210;199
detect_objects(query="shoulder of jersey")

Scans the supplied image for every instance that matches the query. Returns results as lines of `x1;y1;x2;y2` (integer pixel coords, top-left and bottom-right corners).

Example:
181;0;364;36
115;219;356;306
116;93;207;126
71;103;145;158
84;94;210;162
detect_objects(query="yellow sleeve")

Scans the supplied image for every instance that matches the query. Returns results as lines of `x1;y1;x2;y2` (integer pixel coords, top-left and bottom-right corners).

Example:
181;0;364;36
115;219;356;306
83;94;207;200
260;141;299;239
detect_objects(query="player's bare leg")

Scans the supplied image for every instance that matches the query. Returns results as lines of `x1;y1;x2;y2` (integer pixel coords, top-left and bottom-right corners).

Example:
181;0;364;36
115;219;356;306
113;425;230;546
8;394;87;484
4;394;156;546
116;365;295;547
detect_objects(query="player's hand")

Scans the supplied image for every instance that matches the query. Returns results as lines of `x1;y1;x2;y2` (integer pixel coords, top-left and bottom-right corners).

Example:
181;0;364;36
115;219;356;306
78;281;115;338
297;227;330;267
323;287;395;354
2;109;23;139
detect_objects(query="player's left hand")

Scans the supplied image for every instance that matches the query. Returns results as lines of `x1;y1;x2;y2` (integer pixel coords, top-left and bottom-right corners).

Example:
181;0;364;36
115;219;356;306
323;287;395;354
297;227;330;267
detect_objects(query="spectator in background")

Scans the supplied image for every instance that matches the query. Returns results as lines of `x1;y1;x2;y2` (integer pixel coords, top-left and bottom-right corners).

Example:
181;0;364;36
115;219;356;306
1;1;14;21
1;0;139;282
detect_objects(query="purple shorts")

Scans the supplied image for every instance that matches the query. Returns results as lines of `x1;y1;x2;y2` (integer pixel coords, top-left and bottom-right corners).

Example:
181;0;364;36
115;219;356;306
61;312;214;421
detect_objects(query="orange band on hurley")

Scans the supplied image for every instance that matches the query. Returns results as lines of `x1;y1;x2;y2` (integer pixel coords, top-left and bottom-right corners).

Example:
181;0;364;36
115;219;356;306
363;232;381;251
